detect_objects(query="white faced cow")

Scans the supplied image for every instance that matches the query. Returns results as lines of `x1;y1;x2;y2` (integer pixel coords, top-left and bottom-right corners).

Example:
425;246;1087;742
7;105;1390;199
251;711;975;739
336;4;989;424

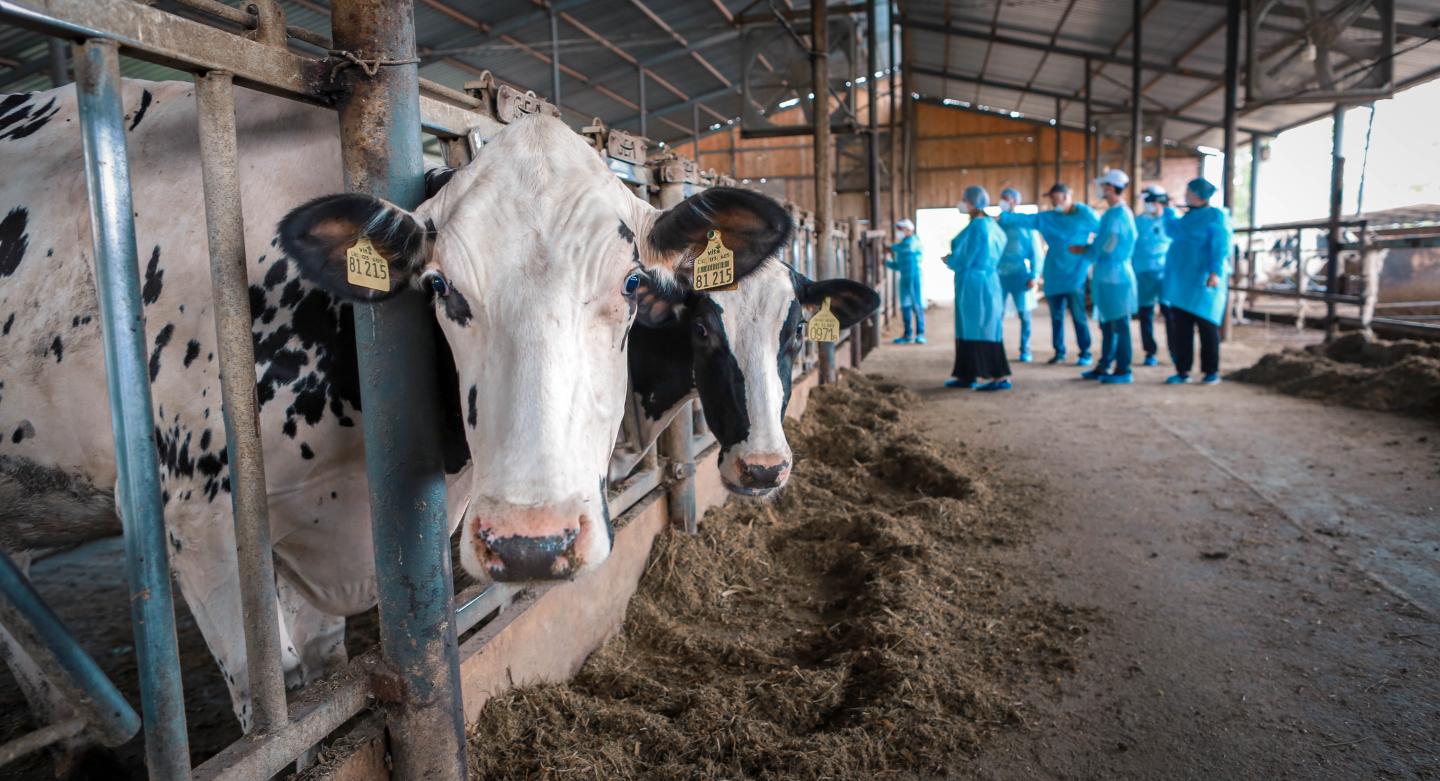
0;79;789;767
617;261;878;495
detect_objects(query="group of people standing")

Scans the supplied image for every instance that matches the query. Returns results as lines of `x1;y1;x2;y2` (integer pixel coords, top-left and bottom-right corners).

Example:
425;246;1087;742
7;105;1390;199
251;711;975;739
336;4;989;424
887;174;1234;391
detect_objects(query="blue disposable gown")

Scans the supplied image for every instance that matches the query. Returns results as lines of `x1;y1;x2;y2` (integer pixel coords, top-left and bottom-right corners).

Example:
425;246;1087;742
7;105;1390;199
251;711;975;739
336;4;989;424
946;216;1008;342
999;204;1099;296
1085;202;1138;323
997;217;1039;311
1161;206;1233;325
1133;208;1173;306
886;234;924;309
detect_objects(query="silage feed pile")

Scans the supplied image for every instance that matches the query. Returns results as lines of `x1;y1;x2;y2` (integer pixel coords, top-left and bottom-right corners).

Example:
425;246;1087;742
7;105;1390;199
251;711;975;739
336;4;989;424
1230;333;1440;418
467;372;1087;780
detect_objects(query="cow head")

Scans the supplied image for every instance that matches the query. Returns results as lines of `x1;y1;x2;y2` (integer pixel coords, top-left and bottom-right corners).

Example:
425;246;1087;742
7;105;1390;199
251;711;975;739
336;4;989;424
278;115;791;581
630;262;878;497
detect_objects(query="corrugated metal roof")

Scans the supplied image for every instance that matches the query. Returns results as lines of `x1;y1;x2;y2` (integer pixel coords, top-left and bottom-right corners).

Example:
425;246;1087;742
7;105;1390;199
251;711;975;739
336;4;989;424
1;0;1436;149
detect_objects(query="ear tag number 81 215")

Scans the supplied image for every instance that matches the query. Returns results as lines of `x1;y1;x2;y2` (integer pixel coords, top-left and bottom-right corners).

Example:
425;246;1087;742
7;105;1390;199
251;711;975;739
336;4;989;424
346;235;391;293
807;297;840;343
693;228;737;292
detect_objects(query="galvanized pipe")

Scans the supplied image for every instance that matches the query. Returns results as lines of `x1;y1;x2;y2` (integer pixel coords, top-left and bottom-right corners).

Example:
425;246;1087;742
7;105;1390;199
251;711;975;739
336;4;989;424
194;70;289;736
329;3;467;778
0;552;140;748
73;38;192;780
0;718;87;767
549;2;561;110
249;0;287;48
1326;103;1346;340
812;0;836;383
1054;96;1063;185
637;64;647;139
46;38;66;86
662;399;697;533
1083;57;1092;202
1221;0;1240;340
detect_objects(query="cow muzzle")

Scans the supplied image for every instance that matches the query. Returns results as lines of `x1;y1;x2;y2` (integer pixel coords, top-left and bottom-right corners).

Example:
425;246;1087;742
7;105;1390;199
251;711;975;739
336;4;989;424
720;451;791;497
465;502;603;581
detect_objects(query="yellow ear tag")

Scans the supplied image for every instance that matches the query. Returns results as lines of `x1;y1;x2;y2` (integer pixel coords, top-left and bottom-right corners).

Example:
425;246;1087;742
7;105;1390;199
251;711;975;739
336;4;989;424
345;235;391;293
806;297;841;343
693;228;737;292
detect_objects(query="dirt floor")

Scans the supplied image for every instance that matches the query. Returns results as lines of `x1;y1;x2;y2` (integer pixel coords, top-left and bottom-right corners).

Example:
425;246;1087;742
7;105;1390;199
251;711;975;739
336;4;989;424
467;373;1088;780
860;305;1440;780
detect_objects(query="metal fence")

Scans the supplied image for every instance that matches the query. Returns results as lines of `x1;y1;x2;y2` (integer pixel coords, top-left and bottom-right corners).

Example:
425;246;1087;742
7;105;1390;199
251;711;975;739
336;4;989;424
0;2;885;778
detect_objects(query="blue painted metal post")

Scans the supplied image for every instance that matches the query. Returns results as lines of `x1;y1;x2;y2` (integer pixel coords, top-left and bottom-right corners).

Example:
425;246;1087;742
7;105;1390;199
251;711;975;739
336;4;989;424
0;551;141;747
330;2;468;778
73;39;192;779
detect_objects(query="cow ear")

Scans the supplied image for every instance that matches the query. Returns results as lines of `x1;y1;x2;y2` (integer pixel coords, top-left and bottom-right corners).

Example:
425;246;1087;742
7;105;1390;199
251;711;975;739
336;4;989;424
646;187;792;288
797;277;881;329
278;193;434;302
632;272;683;327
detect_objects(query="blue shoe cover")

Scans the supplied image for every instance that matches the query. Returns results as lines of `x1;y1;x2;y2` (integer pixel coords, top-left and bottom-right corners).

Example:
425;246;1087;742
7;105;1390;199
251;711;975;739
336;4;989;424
1080;368;1107;380
975;379;1012;392
915;335;928;344
1018;352;1032;363
1143;355;1159;367
1165;374;1190;385
1201;373;1222;385
1100;373;1133;385
1076;354;1094;367
893;336;914;345
944;378;976;389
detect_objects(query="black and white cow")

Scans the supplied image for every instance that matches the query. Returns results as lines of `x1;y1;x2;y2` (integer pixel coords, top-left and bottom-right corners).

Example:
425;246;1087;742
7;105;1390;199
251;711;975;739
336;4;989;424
617;261;878;495
0;80;789;757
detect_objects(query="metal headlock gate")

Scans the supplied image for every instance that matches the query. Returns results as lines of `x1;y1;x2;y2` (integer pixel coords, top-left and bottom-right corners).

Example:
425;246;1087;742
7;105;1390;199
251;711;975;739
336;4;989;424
0;2;888;778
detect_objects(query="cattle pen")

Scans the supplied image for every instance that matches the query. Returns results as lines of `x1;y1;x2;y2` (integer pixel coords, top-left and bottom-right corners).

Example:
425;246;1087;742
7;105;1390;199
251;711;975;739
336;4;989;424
0;1;1434;781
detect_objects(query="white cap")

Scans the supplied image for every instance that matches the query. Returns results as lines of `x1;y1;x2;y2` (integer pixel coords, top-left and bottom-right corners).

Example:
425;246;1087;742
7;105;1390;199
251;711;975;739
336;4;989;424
1143;184;1166;196
896;218;915;230
1096;169;1130;190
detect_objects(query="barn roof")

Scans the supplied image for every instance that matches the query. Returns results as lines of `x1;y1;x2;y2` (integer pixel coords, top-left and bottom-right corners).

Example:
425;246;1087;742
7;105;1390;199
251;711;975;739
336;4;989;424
0;1;1436;150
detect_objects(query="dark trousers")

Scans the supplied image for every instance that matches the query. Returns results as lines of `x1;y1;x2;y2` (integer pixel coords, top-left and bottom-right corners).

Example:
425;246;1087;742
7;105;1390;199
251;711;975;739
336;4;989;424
1048;292;1091;357
901;305;925;337
1097;318;1133;375
1138;302;1169;357
1166;307;1220;376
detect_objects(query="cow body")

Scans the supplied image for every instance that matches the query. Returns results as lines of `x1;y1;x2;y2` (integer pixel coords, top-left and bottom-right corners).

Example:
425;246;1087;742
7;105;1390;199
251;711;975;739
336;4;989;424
0;77;792;758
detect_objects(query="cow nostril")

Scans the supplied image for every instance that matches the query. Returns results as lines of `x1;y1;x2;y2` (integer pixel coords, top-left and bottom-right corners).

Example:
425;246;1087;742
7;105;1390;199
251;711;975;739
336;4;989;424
740;459;790;485
478;527;578;581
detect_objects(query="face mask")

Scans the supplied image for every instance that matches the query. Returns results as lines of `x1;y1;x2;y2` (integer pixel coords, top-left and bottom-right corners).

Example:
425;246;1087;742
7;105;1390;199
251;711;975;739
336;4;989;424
1000;200;1014;212
1144;202;1159;215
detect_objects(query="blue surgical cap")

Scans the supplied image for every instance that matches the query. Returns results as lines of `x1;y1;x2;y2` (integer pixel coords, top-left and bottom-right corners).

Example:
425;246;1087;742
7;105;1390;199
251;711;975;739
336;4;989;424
963;185;990;210
1187;177;1218;200
1000;187;1022;203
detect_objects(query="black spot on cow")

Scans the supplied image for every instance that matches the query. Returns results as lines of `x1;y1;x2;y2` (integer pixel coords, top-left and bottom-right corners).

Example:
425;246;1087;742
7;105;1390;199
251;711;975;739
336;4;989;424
142;246;164;305
2;313;13;335
128;89;152;131
442;287;472;326
149;323;174;382
199;429;211;451
251;272;362;440
282;418;297;438
467;385;477;428
299;443;314;460
0;93;60;141
423;166;458;199
279;279;303;308
11;420;34;443
168;531;181;552
263;258;289;290
0;207;29;278
71;315;91;327
183;339;200;367
49;335;62;363
617;220;635;243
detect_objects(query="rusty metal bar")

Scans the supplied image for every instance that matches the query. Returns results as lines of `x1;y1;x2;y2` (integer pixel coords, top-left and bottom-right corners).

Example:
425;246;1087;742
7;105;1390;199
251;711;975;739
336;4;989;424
637;63;647;138
73;38;192;780
662;398;698;533
46;37;66;85
249;0;287;48
330;3;467;778
1130;0;1142;208
1325;103;1346;340
0;718;86;767
195;70;289;737
171;0;258;30
813;0;836;384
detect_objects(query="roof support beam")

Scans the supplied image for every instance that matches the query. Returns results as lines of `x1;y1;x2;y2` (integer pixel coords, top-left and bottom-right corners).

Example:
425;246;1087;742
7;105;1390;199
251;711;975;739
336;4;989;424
901;17;1224;81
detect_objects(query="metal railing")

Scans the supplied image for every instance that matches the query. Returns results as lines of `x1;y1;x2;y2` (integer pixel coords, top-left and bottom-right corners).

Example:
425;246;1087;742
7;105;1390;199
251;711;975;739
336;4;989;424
0;3;883;776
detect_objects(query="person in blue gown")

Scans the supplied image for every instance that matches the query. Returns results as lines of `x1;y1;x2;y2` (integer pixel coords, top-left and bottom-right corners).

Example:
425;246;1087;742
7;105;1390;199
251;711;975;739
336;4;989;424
1134;185;1175;366
998;182;1099;365
997;187;1039;362
943;186;1012;391
886;218;926;344
1070;169;1138;385
1161;177;1233;385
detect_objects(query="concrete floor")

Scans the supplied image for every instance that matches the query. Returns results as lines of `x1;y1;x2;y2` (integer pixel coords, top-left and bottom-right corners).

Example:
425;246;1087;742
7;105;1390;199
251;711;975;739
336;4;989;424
864;303;1440;780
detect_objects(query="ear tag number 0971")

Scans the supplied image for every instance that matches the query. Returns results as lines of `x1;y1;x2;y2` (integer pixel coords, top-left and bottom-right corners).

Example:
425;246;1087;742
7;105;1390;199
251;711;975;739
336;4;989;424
346;235;391;293
693;229;737;292
807;297;840;343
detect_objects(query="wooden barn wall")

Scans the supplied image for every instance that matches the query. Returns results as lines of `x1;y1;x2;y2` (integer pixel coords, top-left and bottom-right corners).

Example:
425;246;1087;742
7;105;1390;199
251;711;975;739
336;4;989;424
912;102;1204;210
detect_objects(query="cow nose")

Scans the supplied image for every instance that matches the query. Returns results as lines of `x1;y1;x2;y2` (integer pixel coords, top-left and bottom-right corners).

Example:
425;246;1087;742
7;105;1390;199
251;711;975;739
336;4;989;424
735;454;791;489
467;504;598;582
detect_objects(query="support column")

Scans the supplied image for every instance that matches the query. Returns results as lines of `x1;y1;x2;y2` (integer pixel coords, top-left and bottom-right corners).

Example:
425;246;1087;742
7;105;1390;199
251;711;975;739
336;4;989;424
637;65;647;139
1083;57;1093;202
1326;104;1346;340
1130;0;1143;210
692;103;701;163
1054;97;1063;185
549;2;561;110
813;0;836;383
330;2;467;778
1221;0;1241;340
46;38;67;86
73;39;192;781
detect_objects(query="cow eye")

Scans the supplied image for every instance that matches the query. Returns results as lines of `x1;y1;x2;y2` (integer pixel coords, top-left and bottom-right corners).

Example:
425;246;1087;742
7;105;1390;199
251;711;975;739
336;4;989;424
623;273;641;297
693;320;708;338
423;271;450;297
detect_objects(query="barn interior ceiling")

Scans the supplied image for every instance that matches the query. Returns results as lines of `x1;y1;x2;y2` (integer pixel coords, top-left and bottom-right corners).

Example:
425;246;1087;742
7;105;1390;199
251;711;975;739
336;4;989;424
0;0;1437;150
